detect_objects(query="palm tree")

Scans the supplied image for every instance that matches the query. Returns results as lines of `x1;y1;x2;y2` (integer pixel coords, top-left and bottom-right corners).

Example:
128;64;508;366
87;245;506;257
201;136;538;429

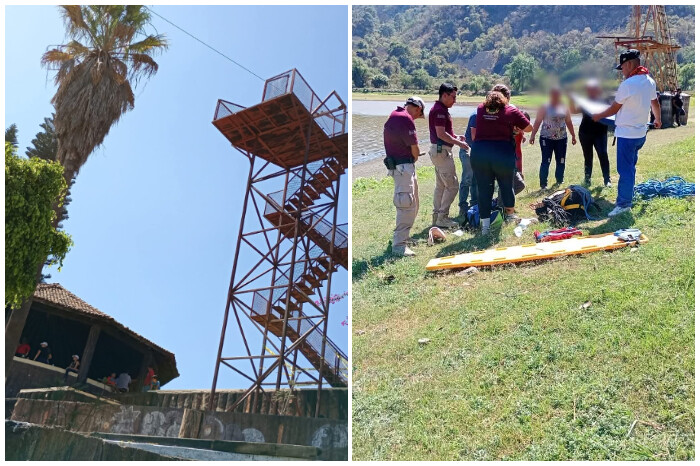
5;5;168;378
42;5;168;183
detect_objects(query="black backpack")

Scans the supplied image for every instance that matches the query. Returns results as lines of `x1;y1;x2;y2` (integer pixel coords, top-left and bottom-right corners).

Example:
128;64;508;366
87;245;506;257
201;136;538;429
534;185;599;226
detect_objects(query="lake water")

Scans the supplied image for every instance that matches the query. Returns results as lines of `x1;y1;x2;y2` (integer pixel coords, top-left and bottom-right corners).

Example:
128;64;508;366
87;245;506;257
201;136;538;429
352;100;582;165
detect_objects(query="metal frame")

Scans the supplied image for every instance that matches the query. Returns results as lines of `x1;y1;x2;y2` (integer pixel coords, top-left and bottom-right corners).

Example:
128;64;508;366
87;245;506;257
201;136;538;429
599;5;680;91
209;70;348;416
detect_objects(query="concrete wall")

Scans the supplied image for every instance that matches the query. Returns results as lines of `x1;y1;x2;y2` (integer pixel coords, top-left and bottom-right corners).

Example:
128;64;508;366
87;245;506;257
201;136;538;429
11;397;347;460
11;398;184;438
5;420;179;461
119;387;348;420
6;357;113;398
181;408;347;460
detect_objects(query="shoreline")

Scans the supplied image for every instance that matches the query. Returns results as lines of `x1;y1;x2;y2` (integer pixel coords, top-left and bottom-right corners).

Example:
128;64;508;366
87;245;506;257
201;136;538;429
352;153;435;180
352;91;547;108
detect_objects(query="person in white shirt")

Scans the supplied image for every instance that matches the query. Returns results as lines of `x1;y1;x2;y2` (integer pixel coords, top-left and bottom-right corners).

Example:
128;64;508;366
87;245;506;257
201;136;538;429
593;49;661;217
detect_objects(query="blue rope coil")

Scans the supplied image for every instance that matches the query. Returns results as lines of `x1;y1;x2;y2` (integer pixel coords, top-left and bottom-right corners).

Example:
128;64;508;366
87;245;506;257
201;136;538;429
634;176;695;200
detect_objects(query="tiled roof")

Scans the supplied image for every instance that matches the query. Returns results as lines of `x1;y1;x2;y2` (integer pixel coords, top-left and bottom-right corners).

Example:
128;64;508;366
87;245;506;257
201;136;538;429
33;283;178;382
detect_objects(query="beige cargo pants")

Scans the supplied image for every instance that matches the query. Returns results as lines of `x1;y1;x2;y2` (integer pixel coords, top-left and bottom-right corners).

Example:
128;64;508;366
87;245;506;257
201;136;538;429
429;144;459;215
390;163;419;248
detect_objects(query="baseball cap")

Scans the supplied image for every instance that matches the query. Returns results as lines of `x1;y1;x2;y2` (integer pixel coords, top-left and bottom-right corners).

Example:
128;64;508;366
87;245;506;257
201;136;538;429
40;342;48;346
73;355;79;359
405;96;425;117
615;49;640;70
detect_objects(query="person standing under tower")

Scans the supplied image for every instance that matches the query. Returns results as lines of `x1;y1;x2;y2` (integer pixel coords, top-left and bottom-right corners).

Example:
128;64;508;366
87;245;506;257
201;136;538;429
428;83;470;228
593;49;661;217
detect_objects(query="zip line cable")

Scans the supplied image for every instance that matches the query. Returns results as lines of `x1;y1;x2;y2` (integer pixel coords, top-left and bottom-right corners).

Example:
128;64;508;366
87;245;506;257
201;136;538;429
145;6;265;82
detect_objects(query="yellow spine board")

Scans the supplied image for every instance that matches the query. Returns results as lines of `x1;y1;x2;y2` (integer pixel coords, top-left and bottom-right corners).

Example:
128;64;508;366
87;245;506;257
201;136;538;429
426;233;648;271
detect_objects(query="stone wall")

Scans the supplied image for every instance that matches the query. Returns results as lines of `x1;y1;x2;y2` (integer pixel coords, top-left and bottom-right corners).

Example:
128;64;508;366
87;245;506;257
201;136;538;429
5;420;179;461
119;387;348;420
11;397;347;460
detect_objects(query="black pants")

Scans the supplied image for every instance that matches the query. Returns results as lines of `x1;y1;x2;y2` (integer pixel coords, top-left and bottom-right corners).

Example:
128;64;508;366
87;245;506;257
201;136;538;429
579;129;610;183
539;137;567;187
64;368;78;382
470;140;516;217
673;108;683;126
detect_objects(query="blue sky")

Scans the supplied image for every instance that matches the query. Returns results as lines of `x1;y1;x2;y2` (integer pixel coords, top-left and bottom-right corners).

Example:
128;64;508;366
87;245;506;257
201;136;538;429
5;5;349;389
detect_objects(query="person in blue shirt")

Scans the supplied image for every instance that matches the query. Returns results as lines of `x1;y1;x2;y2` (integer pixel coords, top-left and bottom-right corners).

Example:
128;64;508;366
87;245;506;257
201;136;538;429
457;111;478;217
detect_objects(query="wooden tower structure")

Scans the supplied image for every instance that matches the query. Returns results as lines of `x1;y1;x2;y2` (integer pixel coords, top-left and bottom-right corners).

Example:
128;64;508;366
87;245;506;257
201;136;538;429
601;5;680;91
209;69;348;416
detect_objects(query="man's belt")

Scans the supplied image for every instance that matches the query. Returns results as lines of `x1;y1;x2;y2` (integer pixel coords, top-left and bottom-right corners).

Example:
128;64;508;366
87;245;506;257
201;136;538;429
383;156;414;170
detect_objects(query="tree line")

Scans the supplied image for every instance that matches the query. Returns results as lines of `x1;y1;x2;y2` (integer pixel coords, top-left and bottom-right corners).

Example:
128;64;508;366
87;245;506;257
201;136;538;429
352;5;695;93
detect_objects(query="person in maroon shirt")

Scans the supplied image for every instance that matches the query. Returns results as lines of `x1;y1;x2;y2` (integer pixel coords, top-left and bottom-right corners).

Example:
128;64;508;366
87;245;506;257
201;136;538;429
383;96;425;256
428;83;470;228
471;91;532;234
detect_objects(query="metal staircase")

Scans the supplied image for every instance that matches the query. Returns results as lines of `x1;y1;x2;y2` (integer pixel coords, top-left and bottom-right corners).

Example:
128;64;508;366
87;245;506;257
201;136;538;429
210;69;348;414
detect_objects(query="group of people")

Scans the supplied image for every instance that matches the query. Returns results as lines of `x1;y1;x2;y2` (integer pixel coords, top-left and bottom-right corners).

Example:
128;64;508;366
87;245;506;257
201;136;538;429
15;338;54;364
383;48;661;256
15;338;160;393
105;367;160;393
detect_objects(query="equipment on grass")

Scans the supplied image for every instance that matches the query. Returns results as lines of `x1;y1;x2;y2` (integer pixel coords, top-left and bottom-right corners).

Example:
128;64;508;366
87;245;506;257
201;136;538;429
427;226;447;246
533;185;599;226
614;228;642;242
425;232;649;271
534;227;583;242
464;199;504;230
634;176;695;200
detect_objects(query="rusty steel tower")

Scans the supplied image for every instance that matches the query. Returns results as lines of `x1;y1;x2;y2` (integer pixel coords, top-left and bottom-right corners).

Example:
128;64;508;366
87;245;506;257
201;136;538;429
600;5;680;91
209;69;348;416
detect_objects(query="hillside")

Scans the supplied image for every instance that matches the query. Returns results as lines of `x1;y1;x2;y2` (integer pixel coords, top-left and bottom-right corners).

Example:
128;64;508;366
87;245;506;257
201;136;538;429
352;5;695;93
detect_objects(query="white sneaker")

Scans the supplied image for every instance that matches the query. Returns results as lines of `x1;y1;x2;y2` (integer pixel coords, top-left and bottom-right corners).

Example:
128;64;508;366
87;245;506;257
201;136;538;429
392;246;416;257
608;206;631;217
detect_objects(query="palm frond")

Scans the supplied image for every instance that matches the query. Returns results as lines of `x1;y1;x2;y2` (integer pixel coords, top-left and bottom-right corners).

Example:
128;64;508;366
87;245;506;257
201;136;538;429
41;49;74;66
63;40;90;59
128;34;169;54
59;6;90;41
126;53;158;80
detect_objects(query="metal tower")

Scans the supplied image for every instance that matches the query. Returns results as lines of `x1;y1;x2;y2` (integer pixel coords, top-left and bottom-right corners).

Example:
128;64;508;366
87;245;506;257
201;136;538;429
209;69;348;416
600;5;680;91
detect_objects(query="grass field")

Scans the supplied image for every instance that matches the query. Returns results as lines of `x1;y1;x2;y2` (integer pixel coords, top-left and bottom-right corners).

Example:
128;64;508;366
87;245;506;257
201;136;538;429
351;116;695;460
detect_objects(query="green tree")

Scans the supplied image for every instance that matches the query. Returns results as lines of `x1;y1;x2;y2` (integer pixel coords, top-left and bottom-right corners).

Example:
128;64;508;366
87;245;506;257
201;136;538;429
352;6;378;37
371;74;389;88
412;69;432;89
505;53;538;93
6;5;167;377
5;124;18;147
26;114;58;162
5;142;72;308
352;57;370;87
678;63;694;90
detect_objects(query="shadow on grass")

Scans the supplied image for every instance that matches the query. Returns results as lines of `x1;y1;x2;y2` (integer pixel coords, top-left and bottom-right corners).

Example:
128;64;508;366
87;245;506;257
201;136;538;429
434;227;503;258
352;241;396;281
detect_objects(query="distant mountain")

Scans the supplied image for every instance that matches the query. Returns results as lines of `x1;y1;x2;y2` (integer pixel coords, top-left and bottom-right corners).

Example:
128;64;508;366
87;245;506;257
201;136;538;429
352;5;695;92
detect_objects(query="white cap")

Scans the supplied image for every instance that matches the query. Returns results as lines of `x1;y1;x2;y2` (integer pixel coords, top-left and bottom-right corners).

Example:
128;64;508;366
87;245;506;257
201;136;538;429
40;342;48;346
405;96;425;116
73;355;79;359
